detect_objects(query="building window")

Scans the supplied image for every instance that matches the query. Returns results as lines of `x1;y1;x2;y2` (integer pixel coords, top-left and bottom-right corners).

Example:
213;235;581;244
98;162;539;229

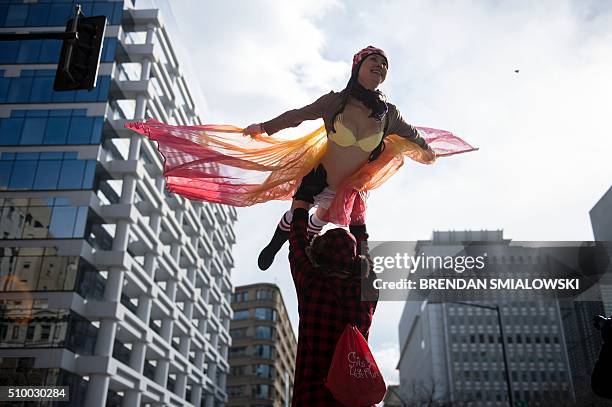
230;365;246;376
0;152;96;191
257;345;274;359
0;198;88;240
254;307;276;321
0;71;111;105
255;326;273;340
11;326;19;340
256;289;273;300
232;291;248;303
252;384;270;399
0;3;123;30
227;386;243;397
229;346;247;357
0;303;97;354
40;325;50;341
230;328;248;339
26;325;35;340
0;248;100;296
232;310;249;321
256;364;275;379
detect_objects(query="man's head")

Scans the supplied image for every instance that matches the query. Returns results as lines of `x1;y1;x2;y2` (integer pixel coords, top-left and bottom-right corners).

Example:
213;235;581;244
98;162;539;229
309;228;356;267
306;228;370;277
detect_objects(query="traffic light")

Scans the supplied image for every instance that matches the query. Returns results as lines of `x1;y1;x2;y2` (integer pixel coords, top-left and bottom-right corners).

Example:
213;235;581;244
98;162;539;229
54;12;107;92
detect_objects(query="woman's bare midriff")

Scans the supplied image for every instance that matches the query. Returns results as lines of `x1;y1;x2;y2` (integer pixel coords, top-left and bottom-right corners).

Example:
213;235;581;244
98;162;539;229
320;143;370;189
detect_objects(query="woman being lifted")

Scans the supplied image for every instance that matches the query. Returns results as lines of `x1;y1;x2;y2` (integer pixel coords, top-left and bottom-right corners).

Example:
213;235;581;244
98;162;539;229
244;46;435;270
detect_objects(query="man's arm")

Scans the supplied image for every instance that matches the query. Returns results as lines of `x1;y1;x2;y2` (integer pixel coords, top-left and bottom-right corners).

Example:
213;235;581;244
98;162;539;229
350;224;369;257
262;92;334;136
289;206;313;290
350;224;379;305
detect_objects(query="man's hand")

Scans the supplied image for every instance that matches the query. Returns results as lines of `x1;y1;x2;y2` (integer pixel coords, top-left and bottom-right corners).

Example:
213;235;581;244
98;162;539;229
243;123;264;137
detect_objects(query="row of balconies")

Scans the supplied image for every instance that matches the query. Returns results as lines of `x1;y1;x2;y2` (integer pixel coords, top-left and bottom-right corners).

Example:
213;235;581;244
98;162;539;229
112;12;235;403
110;49;197;130
91;289;227;403
82;185;235;388
95;151;232;271
98;138;232;247
89;243;227;350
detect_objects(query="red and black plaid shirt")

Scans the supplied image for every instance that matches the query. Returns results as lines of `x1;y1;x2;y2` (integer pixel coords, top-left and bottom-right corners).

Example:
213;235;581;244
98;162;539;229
289;208;378;406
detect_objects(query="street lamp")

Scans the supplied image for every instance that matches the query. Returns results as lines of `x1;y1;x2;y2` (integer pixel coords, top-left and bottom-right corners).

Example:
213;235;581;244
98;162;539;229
448;301;514;407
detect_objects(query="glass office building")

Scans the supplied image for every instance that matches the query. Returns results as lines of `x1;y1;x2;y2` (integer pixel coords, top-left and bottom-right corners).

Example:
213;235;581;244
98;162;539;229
0;1;237;406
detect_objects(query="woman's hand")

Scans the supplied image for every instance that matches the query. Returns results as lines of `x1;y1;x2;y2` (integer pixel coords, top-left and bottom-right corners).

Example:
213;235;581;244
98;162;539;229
422;145;436;162
243;123;264;137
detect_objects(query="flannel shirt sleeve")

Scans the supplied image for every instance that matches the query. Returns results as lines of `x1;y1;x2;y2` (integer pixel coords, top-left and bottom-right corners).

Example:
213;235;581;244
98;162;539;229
289;208;313;290
350;224;379;308
349;224;369;256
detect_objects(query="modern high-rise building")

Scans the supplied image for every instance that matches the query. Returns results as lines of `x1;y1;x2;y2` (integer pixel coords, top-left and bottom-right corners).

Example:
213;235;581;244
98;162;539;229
227;283;296;407
0;2;236;406
559;298;608;406
590;185;612;315
590;186;612;242
397;231;577;407
382;385;403;407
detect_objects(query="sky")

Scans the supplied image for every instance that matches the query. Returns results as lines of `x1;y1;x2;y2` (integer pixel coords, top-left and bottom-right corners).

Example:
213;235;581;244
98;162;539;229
161;0;612;385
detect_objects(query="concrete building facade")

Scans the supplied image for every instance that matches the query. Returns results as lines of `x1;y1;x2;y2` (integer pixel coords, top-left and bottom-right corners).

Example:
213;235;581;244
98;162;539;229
227;283;296;407
397;231;577;406
590;185;612;315
0;1;236;406
590;186;612;242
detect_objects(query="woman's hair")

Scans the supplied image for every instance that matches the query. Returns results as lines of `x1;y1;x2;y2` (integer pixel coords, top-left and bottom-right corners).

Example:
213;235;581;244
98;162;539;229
330;57;388;162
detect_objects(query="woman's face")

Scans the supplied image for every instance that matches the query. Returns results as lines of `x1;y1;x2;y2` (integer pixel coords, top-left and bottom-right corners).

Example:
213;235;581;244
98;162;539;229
357;54;388;90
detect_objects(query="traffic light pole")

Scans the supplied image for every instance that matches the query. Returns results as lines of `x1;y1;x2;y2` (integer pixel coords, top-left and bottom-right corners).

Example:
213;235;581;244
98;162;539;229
0;5;81;42
495;305;515;407
0;4;106;91
0;32;78;41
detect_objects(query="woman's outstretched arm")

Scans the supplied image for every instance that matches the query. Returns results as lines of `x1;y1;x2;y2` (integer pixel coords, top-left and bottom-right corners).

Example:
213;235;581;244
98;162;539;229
386;103;436;161
243;91;335;137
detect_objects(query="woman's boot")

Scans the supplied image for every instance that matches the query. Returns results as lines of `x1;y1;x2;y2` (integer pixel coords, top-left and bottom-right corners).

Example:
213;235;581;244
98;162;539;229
258;211;291;270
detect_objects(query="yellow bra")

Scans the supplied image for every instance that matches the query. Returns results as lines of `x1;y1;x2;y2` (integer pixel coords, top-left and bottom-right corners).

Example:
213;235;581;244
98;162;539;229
329;114;384;152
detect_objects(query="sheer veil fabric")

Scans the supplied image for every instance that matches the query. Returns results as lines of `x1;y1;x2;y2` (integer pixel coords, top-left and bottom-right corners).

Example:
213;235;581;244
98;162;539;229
125;119;477;226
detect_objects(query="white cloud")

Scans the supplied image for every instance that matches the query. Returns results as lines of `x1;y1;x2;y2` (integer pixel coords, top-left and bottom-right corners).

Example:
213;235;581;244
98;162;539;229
172;0;346;124
373;342;401;385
